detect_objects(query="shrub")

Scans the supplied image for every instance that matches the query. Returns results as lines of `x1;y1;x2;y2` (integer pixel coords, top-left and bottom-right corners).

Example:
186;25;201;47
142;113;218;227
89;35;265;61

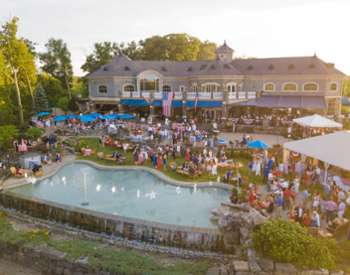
25;127;44;140
0;125;19;152
252;219;336;269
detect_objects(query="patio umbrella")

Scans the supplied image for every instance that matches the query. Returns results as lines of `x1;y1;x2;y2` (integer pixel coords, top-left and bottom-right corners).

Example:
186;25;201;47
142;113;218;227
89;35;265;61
53;115;67;122
65;114;79;120
248;140;269;150
116;113;135;120
37;111;51;117
79;115;97;123
217;138;228;145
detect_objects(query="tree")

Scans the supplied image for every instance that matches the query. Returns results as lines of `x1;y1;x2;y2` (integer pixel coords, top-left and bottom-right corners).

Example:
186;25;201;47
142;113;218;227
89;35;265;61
198;41;217;60
34;84;50;112
139;33;216;61
39;38;73;99
81;34;217;74
81;42;121;74
37;73;66;107
342;78;350;97
0;125;19;152
0;17;36;127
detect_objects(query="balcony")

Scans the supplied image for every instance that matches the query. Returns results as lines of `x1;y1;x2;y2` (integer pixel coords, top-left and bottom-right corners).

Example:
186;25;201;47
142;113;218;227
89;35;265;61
120;90;257;102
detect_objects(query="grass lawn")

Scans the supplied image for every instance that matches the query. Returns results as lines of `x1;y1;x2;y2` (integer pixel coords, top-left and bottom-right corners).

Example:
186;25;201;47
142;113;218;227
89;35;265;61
73;137;263;184
0;212;211;274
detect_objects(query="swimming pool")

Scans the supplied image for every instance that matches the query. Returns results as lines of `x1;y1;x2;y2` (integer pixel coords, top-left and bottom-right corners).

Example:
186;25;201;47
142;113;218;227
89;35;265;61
9;163;230;228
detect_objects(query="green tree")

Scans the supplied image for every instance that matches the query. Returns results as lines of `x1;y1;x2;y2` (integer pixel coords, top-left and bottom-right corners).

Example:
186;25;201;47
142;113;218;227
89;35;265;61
39;38;73;99
342;78;350;97
0;17;37;127
37;73;66;107
0;125;19;152
81;42;121;74
81;34;217;74
34;84;50;112
198;41;217;60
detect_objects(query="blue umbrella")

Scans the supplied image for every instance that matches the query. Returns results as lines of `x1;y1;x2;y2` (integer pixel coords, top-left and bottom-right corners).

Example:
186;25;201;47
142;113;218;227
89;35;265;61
37;111;51;117
217;138;227;145
53;115;67;122
102;113;119;120
79;115;96;123
248;140;269;150
65;114;79;119
116;113;135;120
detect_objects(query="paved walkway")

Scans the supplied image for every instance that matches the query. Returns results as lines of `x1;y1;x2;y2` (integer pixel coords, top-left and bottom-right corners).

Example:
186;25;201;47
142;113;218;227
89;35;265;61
219;132;290;146
2;155;76;189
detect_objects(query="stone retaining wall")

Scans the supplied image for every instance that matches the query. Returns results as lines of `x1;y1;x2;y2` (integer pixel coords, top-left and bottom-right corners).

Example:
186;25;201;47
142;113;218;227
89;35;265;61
0;191;229;252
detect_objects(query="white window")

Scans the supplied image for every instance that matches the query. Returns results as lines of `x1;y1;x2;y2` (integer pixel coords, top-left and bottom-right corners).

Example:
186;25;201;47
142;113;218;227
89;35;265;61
283;83;297;91
202;82;220;92
303;83;318;91
226;82;237;92
98;85;107;94
264;83;275;92
123;84;135;92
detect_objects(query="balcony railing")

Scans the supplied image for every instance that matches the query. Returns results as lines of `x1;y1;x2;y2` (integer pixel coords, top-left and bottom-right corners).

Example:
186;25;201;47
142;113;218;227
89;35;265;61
120;90;258;101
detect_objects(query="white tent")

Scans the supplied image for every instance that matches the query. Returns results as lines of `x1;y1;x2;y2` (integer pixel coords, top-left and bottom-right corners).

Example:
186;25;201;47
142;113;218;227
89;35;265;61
283;131;350;171
293;114;342;128
284;131;350;187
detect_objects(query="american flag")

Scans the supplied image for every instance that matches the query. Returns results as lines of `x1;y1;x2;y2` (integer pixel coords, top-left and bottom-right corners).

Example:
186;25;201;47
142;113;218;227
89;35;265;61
162;91;174;117
194;92;199;111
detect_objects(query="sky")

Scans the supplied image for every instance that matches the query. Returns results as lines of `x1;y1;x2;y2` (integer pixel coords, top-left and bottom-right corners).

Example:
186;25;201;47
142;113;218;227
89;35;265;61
2;0;350;76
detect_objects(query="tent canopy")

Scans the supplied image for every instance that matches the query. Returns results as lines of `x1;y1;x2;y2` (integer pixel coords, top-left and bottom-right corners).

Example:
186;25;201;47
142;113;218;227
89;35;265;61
283;131;350;171
293;114;342;128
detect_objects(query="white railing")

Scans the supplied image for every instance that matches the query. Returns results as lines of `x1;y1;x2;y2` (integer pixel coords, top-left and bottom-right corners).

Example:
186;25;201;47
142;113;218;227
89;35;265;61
131;91;140;98
198;92;211;99
238;91;247;99
120;90;257;101
212;92;223;100
247;91;256;99
154;92;162;99
187;92;196;100
122;91;131;98
174;92;183;100
228;92;237;99
141;91;151;98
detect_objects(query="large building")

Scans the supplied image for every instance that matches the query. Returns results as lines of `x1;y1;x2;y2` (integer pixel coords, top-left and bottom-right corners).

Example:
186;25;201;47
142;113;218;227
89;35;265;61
88;42;345;116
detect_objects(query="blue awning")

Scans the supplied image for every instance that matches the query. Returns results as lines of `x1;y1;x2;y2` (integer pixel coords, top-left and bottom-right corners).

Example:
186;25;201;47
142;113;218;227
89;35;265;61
121;99;150;107
186;101;223;108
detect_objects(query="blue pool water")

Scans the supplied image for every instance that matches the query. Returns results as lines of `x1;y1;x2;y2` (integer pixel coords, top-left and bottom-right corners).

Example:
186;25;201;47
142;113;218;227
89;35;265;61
9;163;230;228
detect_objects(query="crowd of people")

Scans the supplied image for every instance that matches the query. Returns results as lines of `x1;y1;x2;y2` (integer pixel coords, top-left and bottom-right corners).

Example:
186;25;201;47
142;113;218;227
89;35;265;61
4;111;348;237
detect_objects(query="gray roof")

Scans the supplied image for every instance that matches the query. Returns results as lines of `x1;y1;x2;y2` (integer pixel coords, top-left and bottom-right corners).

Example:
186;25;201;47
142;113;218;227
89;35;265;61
88;54;345;78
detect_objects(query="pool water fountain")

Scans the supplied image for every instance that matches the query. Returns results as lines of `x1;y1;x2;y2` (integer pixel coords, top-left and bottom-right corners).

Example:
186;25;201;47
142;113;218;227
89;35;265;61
8;163;230;228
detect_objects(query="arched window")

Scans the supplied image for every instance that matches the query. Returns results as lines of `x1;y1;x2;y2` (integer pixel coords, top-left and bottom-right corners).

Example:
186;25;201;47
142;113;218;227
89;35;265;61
264;83;275;91
138;70;161;91
98;85;107;94
123;85;135;92
330;82;337;91
162;85;171;92
283;83;297;91
226;82;236;93
202;83;220;92
303;83;318;91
